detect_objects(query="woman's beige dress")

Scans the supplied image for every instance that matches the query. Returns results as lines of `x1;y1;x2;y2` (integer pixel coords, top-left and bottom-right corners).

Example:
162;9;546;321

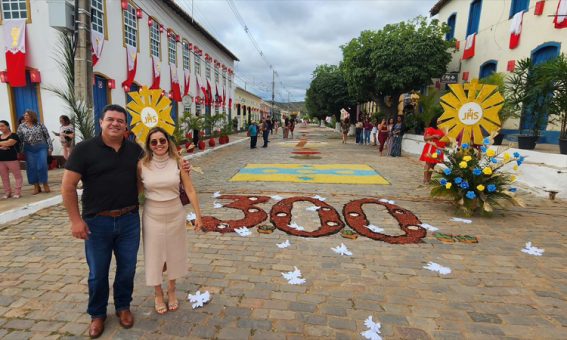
141;158;187;286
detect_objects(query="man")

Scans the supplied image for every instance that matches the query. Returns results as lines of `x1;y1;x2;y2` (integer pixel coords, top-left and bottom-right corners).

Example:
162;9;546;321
261;118;270;148
248;121;258;149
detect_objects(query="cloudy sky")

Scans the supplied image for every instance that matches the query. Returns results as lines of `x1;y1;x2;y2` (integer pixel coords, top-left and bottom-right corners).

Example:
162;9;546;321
175;0;439;102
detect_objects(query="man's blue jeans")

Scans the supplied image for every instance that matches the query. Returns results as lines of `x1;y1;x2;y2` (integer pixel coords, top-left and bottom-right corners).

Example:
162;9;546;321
23;143;48;184
84;212;140;319
364;130;371;145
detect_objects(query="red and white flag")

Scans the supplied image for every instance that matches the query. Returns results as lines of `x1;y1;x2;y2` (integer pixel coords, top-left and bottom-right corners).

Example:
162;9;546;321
91;30;104;67
462;33;476;60
183;69;190;97
3;19;27;87
170;64;182;102
206;79;212;106
151;55;160;89
555;0;567;28
122;45;137;89
509;11;523;49
222;87;226;106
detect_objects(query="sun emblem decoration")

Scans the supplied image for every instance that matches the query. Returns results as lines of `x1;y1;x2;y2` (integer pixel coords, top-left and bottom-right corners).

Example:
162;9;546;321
438;79;503;145
126;86;176;143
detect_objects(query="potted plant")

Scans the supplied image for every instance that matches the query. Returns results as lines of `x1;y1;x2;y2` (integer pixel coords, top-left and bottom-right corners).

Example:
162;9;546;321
219;123;233;144
538;53;567;154
205;112;226;146
506;58;553;150
480;73;514;145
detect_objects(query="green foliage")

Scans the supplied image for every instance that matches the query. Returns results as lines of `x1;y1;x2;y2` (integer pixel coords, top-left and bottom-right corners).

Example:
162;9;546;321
305;64;355;121
537;53;567;139
43;31;95;140
340;16;452;106
430;139;525;216
418;89;443;127
205;112;226;137
479;72;514;124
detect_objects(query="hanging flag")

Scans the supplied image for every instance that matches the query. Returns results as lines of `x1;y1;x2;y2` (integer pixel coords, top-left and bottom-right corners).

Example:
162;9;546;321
121;45;137;89
228;97;232;109
215;84;220;103
509;11;523;49
3;19;27;87
151;55;161;89
183;68;190;97
462;33;476;60
206;79;212;106
199;75;207;103
170;63;182;102
91;30;104;67
555;0;567;28
222;87;226;106
534;0;545;15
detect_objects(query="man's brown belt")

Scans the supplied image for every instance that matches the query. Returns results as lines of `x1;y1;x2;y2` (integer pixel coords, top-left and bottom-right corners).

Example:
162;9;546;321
95;205;138;218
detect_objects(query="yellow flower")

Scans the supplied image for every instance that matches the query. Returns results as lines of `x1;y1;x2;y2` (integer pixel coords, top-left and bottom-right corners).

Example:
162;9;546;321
459;161;468;169
463;155;472;162
504;153;510;161
431;153;438;159
445;182;452;189
486;149;496;157
513;165;519;171
476;184;485;192
510;175;517;182
482;167;493;175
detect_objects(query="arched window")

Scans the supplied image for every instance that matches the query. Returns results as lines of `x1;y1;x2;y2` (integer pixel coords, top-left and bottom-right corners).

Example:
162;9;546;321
479;60;497;79
446;13;456;40
532;42;560;65
466;0;483;36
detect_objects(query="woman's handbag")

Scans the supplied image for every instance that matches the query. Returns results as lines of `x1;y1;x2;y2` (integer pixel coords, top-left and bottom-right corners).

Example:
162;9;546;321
179;184;190;205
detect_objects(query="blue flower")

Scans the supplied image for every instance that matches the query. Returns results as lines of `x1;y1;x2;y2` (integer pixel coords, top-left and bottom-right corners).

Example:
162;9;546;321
460;181;469;189
473;168;482;176
480;146;487;153
444;168;452;176
461;143;469;149
509;187;517;192
517;160;523;166
436;149;442;155
466;191;477;199
454;177;463;184
440;178;447;185
513;152;520;158
487;184;497;192
491;158;498;164
483;137;490;145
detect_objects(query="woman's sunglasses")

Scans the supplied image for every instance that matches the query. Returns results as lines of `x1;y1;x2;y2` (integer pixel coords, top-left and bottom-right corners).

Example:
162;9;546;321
150;137;168;147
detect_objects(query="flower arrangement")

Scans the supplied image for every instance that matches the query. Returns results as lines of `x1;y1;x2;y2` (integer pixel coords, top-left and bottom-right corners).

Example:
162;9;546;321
430;136;525;216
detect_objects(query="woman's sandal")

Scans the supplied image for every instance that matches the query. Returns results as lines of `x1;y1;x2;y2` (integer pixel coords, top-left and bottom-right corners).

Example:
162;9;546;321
155;296;167;315
168;298;179;312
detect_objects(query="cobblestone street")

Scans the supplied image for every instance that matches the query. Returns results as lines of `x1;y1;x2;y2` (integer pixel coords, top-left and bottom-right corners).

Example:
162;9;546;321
1;125;566;339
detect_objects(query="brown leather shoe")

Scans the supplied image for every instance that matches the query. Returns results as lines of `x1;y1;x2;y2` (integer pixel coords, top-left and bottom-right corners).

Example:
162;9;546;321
89;317;106;339
116;309;134;329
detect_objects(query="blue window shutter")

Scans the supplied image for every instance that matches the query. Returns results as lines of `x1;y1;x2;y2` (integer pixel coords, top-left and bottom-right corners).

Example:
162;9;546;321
446;14;456;40
532;45;560;65
466;0;483;36
510;0;530;18
479;61;497;79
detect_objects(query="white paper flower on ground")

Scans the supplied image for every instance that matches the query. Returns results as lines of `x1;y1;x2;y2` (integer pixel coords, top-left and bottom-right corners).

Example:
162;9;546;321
423;262;451;275
450;217;472;224
521;242;544;256
379;198;395;204
361;315;382;340
277;240;291;249
306;206;321;212
187;290;211;309
186;212;196;222
419;223;439;232
234;227;251;237
288;222;305;231
281;266;306;285
271;195;284;201
365;224;384;233
312;194;326;201
213;191;221;198
331;243;352;256
213;201;223;209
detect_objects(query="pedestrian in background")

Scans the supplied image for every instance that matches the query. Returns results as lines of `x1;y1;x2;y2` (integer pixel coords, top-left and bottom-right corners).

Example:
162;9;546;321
261;118;270;148
17;110;53;194
283;116;289;138
389;116;404;157
138;127;203;315
384;117;395;155
53;115;74;160
377;118;389;156
248;121;258;148
363;119;373;145
341;118;350;144
371;121;378;146
289;118;295;139
419;118;445;184
355;119;363;145
0;120;23;199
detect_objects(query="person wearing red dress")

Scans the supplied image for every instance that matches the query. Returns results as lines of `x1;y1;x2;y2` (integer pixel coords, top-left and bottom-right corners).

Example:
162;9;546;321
419;118;446;184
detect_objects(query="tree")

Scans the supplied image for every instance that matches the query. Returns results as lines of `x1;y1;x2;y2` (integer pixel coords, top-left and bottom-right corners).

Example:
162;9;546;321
340;16;452;117
305;64;355;121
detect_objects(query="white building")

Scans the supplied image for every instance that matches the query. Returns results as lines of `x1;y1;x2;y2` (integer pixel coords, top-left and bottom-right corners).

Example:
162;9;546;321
0;0;238;155
430;0;567;144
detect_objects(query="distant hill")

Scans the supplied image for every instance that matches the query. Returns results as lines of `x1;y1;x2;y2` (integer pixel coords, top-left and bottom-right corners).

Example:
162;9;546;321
273;101;305;113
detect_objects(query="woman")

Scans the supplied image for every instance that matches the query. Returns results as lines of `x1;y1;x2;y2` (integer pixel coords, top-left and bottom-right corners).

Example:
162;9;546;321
340;118;350;144
371;121;378;146
289;118;295;139
17;110;53;194
419;118;446;184
0;120;23;199
53;115;74;160
377;119;389;156
138;127;203;314
389;116;404;157
384;118;395;155
355;119;363;145
363;119;373;145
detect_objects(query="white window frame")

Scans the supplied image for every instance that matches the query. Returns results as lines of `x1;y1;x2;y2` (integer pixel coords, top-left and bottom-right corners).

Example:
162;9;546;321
168;33;177;65
122;3;138;49
1;0;31;23
182;42;191;71
91;0;106;38
206;61;211;79
194;53;201;76
149;20;161;59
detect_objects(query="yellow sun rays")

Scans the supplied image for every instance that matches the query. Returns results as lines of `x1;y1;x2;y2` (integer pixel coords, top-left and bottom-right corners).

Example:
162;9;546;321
126;86;176;144
438;79;503;145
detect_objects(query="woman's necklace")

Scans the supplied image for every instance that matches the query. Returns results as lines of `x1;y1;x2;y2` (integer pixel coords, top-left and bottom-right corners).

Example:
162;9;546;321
152;154;170;170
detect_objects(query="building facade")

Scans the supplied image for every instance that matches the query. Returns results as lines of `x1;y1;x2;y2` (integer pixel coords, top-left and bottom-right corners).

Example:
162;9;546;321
233;86;263;130
0;0;238;154
431;0;567;143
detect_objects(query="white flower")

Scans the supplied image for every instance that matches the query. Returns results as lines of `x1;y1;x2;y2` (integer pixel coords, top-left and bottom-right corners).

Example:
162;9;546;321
277;240;291;248
281;266;306;285
234;227;251;237
379;198;395;204
331;243;352;256
361;316;382;340
306;206;321;212
365;224;384;233
213;201;223;209
419;223;439;232
213;191;221;198
521;242;544;256
288;222;305;231
271;195;284;201
423;262;451;275
186;212;196;222
187;290;211;309
312;194;327;201
450;217;472;224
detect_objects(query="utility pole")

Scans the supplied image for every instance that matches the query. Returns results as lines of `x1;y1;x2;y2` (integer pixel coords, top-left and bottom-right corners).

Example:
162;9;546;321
74;0;93;135
271;69;275;118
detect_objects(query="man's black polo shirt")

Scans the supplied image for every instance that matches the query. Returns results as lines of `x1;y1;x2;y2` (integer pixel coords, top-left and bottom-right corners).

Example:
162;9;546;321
65;135;144;217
